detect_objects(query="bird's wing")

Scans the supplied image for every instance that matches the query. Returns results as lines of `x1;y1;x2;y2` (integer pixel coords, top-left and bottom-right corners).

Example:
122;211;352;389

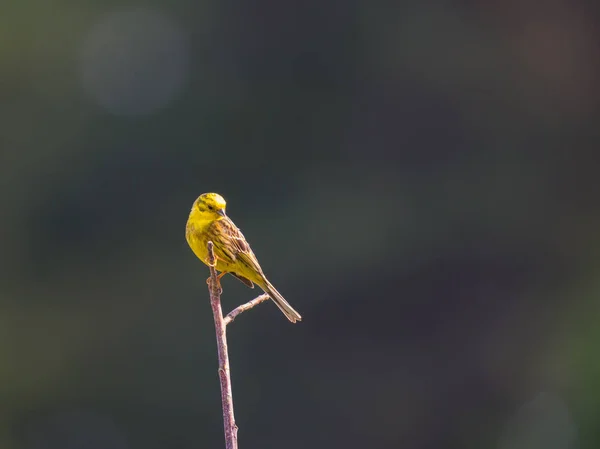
210;217;264;275
229;272;255;288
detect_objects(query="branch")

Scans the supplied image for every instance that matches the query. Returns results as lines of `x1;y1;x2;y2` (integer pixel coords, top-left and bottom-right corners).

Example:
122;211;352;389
206;241;238;449
224;294;270;325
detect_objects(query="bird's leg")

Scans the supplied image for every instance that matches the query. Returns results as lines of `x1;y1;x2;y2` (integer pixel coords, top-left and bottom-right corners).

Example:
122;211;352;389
206;271;226;284
210;272;227;295
205;245;223;295
206;274;223;296
206;271;227;297
206;255;219;284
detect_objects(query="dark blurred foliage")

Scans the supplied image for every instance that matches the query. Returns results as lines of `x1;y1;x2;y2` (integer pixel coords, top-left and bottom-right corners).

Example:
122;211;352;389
1;0;599;448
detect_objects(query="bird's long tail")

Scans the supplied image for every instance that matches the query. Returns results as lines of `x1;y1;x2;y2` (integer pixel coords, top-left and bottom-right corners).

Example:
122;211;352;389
263;280;302;323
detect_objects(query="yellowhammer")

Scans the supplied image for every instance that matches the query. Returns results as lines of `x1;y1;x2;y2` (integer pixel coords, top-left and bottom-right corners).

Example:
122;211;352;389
185;193;302;323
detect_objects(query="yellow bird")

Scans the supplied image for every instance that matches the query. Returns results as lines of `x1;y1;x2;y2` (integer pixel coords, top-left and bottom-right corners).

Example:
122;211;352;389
185;193;302;323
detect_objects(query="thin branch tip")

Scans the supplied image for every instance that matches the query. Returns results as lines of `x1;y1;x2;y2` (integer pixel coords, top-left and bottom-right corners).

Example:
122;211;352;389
224;294;270;325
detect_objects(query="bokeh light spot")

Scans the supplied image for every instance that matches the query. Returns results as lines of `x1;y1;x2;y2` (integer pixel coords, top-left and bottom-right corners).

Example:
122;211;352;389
80;8;189;116
499;392;578;449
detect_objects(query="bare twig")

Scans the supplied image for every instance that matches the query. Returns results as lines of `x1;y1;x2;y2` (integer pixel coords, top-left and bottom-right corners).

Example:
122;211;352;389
206;241;238;449
206;242;272;449
224;294;270;325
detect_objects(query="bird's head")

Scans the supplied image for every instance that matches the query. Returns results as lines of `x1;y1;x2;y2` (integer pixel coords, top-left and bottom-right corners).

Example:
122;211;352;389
193;192;227;220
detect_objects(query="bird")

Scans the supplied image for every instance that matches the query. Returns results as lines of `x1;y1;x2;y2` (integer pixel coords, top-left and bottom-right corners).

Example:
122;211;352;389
185;192;302;323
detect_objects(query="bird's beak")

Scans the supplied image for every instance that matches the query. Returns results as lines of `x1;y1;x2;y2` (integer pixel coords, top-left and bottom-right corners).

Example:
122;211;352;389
217;209;226;217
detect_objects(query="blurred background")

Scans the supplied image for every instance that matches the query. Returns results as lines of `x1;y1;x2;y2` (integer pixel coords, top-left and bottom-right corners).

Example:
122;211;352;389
1;0;599;448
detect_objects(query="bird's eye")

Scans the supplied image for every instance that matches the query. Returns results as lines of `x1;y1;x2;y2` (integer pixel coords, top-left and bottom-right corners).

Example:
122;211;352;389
208;205;214;210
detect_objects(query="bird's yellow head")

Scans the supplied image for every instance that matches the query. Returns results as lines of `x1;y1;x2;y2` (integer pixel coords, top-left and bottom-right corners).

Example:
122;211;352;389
192;192;227;220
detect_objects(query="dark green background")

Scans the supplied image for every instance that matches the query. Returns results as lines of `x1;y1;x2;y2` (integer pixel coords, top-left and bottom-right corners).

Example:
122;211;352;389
2;1;599;448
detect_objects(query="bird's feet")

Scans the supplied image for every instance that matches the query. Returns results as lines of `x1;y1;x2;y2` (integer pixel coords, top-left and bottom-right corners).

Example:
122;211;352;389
205;272;226;284
206;276;222;294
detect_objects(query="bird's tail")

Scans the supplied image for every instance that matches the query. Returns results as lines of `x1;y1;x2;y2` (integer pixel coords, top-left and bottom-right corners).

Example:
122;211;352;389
263;280;302;323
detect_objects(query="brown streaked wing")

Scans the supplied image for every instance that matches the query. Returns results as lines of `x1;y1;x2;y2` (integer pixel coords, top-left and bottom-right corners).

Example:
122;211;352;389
210;218;264;275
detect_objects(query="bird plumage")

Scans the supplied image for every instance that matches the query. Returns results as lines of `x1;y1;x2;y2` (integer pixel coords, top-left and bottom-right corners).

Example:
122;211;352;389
186;193;302;323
